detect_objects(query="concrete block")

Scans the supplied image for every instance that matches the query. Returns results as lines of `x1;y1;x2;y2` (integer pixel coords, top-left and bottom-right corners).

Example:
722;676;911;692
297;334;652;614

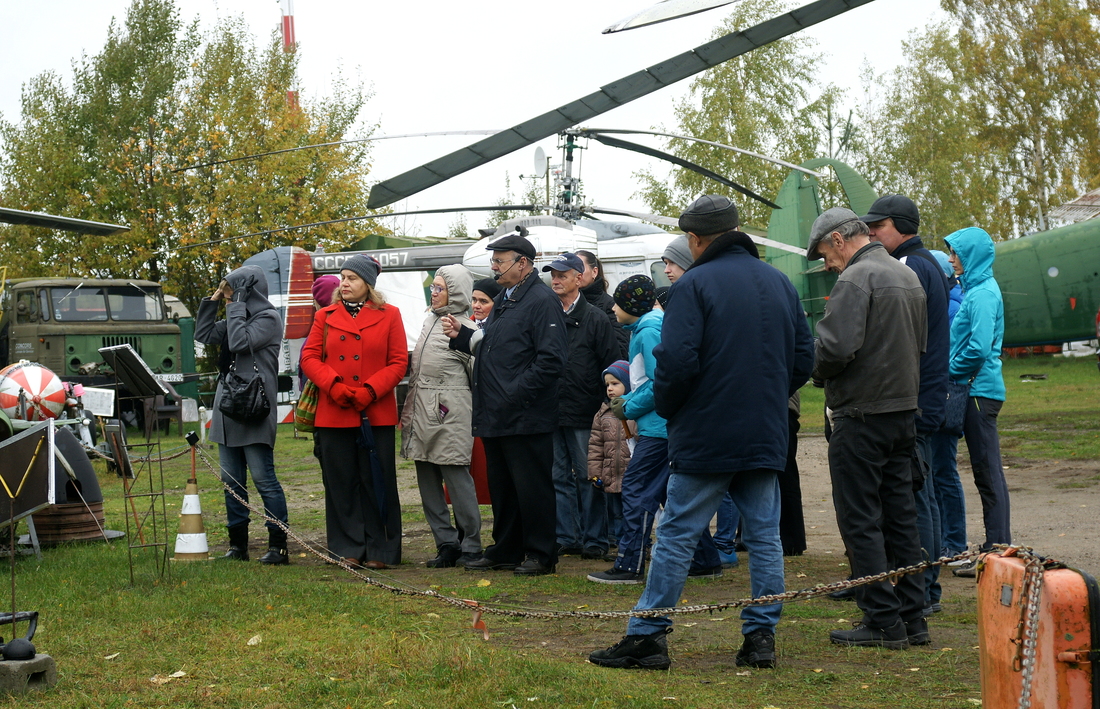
0;654;57;693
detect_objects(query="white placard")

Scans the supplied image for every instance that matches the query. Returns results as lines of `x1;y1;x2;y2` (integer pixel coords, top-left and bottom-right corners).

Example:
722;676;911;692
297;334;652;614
181;398;200;423
81;387;116;417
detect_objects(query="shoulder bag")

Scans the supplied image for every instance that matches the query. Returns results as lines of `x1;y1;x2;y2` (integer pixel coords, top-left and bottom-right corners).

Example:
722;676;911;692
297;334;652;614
294;321;327;433
219;339;271;423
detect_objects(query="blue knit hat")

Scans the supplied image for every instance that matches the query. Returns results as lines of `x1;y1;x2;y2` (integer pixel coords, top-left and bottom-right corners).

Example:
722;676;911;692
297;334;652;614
602;360;631;393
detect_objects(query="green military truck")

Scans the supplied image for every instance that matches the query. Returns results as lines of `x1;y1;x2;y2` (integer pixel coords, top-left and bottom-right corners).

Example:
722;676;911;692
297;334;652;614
0;277;185;386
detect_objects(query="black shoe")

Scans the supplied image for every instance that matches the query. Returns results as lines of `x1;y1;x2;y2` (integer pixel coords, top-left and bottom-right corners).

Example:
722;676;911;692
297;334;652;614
220;524;249;561
587;567;643;585
735;629;776;668
905;617;931;646
556;545;583;557
426;545;462;568
687;565;723;579
829;619;909;649
258;547;289;565
463;556;516;571
588;628;671;670
514;557;556;576
581;547;608;560
828;586;856;601
952;559;978;578
459;552;483;566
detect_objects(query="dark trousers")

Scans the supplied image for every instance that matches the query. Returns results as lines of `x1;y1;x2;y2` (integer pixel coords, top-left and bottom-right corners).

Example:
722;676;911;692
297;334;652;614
829;411;925;629
614;435;720;574
481;433;558;567
778;411;806;555
315;426;402;565
963;396;1011;550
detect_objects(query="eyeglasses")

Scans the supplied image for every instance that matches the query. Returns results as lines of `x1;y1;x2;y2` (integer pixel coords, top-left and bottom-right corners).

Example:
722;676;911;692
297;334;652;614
490;257;518;267
429;284;445;294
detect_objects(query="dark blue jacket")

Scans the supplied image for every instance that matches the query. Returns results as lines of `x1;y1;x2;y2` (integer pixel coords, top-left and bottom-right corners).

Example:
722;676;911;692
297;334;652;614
893;236;950;433
654;232;814;474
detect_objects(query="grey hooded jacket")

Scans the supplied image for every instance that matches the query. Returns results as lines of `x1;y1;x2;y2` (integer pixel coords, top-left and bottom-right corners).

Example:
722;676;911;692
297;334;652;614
195;264;284;447
399;265;475;465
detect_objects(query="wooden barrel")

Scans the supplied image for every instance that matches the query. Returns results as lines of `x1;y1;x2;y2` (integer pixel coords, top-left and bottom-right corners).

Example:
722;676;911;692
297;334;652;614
30;502;108;543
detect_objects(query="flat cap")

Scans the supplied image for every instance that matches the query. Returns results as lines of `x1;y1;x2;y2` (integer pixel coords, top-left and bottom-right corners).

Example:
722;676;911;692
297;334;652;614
486;232;536;260
807;207;861;261
678;194;739;236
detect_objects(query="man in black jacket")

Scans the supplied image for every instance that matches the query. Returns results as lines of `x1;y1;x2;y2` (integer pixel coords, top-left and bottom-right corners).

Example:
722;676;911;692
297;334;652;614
443;232;568;576
543;253;621;561
863;194;951;613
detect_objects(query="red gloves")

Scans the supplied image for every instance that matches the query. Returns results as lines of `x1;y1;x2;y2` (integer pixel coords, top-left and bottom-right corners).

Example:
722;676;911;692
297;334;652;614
329;382;357;407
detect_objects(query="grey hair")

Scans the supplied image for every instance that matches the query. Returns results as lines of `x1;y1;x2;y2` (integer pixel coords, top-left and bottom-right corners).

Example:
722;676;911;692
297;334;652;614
836;219;870;241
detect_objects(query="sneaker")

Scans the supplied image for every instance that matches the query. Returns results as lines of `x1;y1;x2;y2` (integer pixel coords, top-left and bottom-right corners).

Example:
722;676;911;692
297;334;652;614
588;628;671;670
920;605;934;619
930;602;942;613
581;547;608;560
718;550;740;568
829;619;909;649
687;565;723;579
952;560;978;578
735;629;776;668
905;617;931;646
587;567;644;585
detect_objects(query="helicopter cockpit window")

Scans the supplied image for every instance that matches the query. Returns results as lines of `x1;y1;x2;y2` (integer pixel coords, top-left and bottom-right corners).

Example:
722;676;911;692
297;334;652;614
650;262;672;289
106;285;163;321
50;286;108;321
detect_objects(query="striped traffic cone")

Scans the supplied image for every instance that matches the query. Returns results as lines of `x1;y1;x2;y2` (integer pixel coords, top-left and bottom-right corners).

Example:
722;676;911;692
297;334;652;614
173;436;210;561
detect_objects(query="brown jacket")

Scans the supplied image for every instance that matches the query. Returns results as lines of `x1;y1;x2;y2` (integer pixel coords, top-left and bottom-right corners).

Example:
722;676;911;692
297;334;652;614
587;403;636;494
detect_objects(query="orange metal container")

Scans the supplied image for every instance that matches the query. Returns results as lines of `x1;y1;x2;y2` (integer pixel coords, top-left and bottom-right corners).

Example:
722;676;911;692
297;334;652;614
977;550;1098;708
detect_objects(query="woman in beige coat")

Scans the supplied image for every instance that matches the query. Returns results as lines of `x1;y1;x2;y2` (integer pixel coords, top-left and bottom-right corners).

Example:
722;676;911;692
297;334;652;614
400;264;483;567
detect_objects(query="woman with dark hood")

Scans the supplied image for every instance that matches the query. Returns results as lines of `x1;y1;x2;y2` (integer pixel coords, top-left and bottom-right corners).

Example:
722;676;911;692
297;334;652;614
195;264;289;564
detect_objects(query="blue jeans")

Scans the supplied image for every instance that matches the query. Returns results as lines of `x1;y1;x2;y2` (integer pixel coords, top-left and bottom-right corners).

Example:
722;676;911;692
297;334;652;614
553;426;608;551
930;430;967;554
219;443;288;532
615;436;720;574
627;469;785;636
714;493;740;566
913;433;941;605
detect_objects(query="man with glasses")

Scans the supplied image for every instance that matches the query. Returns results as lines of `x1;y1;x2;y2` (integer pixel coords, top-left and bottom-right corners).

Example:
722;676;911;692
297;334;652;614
442;231;568;576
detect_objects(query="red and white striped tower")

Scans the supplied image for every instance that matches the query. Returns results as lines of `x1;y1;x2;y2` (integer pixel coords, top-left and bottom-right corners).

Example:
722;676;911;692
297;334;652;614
280;0;299;110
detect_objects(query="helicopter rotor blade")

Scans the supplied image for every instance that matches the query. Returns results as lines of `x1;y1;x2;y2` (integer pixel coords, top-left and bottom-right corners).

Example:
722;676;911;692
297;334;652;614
367;0;877;210
587;132;781;210
603;0;742;34
585;206;679;227
172;205;543;251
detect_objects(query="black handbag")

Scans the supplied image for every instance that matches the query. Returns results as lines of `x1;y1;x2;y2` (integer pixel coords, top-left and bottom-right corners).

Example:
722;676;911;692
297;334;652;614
942;378;972;437
218;342;270;423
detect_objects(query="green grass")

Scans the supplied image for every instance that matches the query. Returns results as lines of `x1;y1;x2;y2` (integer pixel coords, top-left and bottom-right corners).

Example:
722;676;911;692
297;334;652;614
798;354;1100;461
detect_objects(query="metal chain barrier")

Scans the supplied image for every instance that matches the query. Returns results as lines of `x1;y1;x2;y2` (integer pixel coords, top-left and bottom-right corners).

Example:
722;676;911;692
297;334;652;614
192;444;994;624
1014;550;1045;709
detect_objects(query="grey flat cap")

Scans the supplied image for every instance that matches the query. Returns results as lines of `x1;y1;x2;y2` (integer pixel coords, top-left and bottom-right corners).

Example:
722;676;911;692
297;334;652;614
807;207;861;261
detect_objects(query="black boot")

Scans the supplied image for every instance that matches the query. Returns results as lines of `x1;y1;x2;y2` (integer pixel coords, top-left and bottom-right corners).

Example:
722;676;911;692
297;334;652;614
222;523;249;561
426;545;462;568
258;528;289;565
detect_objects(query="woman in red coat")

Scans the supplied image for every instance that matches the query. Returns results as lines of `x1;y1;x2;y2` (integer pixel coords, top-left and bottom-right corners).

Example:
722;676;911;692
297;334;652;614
300;255;408;568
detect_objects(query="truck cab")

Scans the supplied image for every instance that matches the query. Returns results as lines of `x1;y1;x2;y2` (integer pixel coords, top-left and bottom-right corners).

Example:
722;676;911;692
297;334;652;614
0;278;183;384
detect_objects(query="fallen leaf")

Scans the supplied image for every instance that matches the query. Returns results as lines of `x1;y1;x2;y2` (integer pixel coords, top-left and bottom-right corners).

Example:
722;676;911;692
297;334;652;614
796;573;807;578
662;697;678;701
247;634;262;646
575;604;589;609
683;623;698;627
735;671;751;677
709;617;727;622
836;619;849;623
298;553;307;557
813;668;823;673
967;700;982;706
909;667;920;672
941;647;953;652
426;613;440;619
103;653;120;660
527;698;539;702
169;670;187;678
150;675;171;685
861;685;869;689
477;579;492;587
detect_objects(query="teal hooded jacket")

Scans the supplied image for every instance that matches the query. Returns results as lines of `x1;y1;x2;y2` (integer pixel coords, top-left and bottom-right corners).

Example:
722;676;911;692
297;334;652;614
944;227;1006;401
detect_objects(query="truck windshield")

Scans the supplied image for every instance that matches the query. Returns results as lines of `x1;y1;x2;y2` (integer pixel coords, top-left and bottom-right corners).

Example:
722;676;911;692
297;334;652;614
49;285;163;322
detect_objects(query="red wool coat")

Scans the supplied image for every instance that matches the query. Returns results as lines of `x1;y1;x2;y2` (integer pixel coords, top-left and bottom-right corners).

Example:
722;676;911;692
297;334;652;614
300;302;408;428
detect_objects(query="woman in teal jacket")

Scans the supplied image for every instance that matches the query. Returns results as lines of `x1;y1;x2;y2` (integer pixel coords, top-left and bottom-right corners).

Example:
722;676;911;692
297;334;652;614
944;227;1010;568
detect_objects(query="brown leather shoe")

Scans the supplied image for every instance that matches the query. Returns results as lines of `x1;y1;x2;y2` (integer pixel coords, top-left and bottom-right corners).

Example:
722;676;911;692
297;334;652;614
363;560;387;570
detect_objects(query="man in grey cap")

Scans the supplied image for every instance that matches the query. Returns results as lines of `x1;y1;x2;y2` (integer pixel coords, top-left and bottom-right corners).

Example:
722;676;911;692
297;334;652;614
542;252;621;560
808;207;930;649
441;230;568;576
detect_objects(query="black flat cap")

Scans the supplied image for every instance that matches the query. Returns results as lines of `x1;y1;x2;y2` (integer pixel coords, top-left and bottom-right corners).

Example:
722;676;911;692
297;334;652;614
678;194;739;236
486;232;536;260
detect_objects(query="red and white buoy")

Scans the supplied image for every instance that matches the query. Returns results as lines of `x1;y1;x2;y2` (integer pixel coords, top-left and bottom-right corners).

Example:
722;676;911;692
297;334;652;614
0;361;66;420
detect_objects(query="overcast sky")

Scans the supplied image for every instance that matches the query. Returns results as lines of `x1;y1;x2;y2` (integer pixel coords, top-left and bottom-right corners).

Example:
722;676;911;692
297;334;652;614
1;0;942;238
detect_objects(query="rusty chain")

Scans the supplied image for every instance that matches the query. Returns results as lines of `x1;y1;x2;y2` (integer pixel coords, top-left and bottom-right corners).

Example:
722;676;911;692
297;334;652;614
192;445;991;621
1013;550;1045;709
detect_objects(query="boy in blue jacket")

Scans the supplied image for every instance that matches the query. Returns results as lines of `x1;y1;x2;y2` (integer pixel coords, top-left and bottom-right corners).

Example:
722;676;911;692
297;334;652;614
587;275;720;584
